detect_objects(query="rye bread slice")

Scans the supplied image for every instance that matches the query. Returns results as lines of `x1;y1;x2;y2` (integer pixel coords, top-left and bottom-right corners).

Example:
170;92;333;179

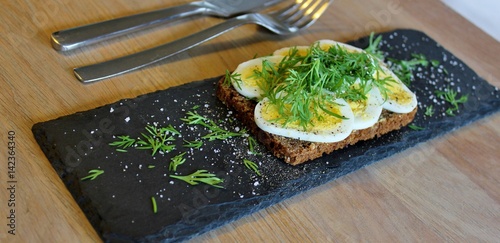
216;77;417;165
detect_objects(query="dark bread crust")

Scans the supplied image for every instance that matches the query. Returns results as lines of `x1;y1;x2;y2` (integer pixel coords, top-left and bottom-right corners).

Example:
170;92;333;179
216;77;417;165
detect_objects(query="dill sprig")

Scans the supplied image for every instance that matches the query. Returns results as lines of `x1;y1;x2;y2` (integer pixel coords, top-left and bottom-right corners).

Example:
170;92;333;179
388;53;440;86
109;124;178;156
158;124;181;136
81;169;104;181
170;170;224;188
151;196;158;214
247;136;261;155
364;32;385;61
435;87;468;116
225;69;242;88
169;152;186;172
425;105;434;117
109;135;136;152
182;110;247;141
408;124;425;131
243;159;261;176
182;110;207;125
183;140;203;149
136;125;176;156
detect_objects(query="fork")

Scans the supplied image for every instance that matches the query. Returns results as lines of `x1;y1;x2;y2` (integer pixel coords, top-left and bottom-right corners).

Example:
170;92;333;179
51;0;283;51
74;0;332;83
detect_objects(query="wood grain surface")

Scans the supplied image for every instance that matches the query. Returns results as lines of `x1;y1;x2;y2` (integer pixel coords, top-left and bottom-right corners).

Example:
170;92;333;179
1;0;499;242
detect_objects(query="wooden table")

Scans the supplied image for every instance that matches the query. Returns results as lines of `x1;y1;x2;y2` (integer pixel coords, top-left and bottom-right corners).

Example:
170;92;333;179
1;0;499;242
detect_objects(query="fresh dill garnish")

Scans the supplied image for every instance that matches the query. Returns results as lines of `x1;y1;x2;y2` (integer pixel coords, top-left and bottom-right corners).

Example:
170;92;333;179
249;41;394;130
408;124;425;131
364;32;385;61
81;169;104;181
182;110;247;141
169;152;186;172
109;124;178;156
425;105;435;117
247;136;261;155
170;170;224;188
183;140;203;149
243;159;261;176
435;87;468;116
151;196;158;214
109;135;136;152
225;69;242;88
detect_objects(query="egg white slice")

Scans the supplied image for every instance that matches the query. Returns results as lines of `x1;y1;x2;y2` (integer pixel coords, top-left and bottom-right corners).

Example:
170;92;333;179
231;55;285;99
254;97;354;143
273;45;310;56
273;40;364;57
347;85;385;130
376;66;418;113
316;40;364;53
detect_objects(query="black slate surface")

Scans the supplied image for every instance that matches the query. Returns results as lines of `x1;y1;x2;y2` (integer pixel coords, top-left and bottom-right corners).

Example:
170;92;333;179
32;29;500;242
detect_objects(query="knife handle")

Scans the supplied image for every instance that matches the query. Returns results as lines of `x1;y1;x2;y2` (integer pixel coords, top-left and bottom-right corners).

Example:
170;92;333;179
51;3;205;51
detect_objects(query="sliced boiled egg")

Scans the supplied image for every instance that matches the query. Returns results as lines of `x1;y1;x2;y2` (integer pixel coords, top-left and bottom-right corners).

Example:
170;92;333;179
231;55;285;99
316;40;417;114
316;40;364;53
273;45;310;56
254;97;354;143
273;40;364;57
347;84;385;130
229;39;418;144
376;66;418;113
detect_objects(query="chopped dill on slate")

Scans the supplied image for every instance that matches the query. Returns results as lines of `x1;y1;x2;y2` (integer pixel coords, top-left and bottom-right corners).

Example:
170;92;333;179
81;169;104;181
170;170;224;188
247;136;261;156
136;125;176;156
183;140;203;149
408;124;425;131
109;125;178;156
388;53;434;86
151;196;158;214
435;87;468;116
169;152;186;172
109;135;136;151
243;159;261;176
182;109;247;141
425;105;435;117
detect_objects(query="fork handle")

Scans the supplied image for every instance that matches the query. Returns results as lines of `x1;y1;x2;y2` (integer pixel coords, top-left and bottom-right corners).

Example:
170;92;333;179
51;2;207;51
74;16;252;83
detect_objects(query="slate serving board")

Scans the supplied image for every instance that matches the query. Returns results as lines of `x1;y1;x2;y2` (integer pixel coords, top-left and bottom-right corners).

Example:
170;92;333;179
32;29;500;242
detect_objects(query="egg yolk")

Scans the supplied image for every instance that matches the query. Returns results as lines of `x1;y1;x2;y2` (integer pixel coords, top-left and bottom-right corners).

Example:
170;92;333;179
348;98;368;116
386;84;413;105
259;101;344;132
375;70;413;106
239;65;261;87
